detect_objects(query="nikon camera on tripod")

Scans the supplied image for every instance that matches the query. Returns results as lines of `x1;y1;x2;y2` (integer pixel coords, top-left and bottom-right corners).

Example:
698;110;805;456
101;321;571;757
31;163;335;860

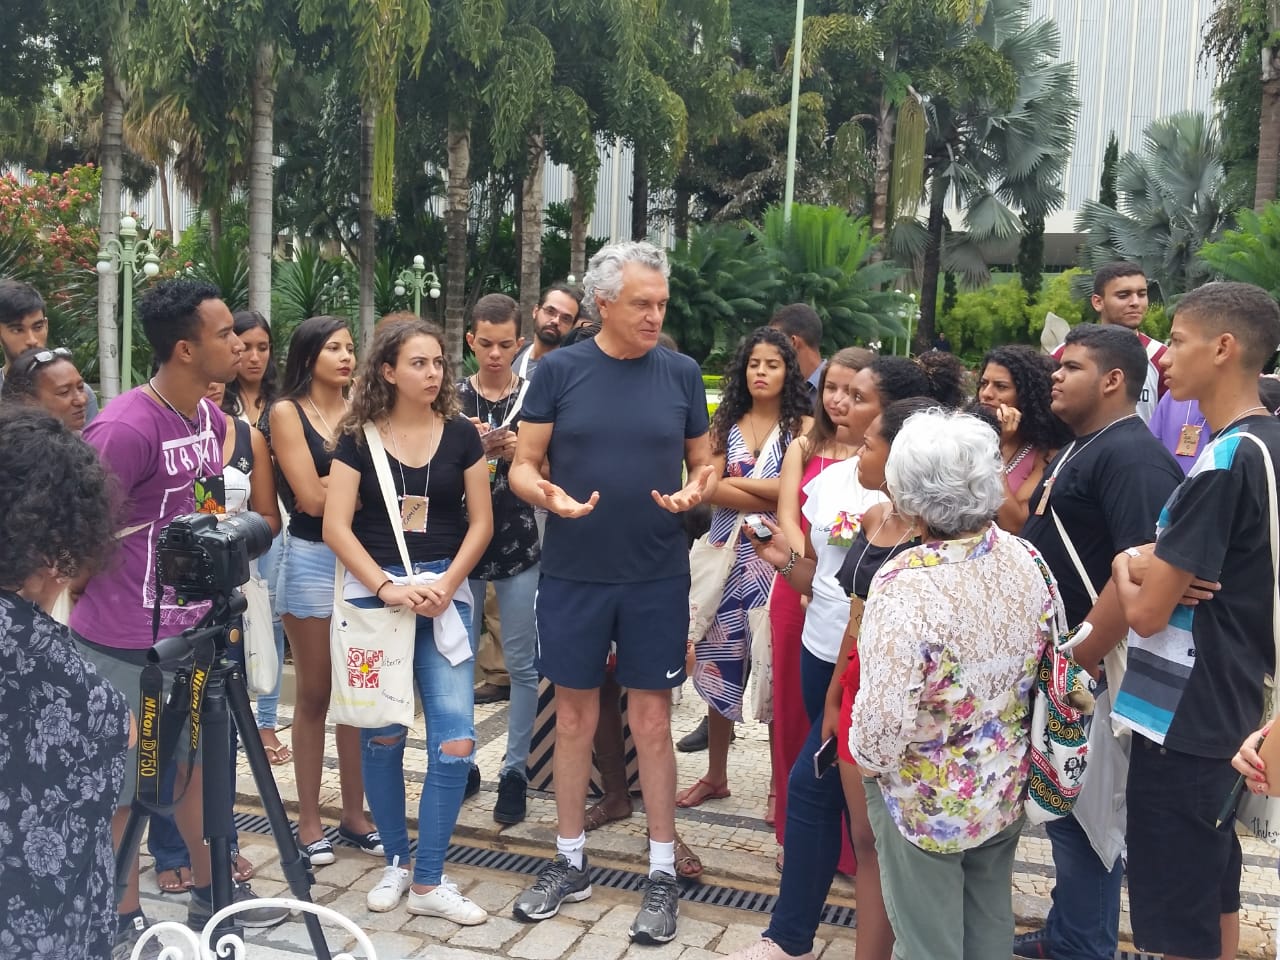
116;511;335;957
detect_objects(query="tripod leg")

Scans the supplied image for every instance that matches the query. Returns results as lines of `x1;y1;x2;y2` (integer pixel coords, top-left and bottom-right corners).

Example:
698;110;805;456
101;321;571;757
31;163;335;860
200;672;239;935
225;663;333;960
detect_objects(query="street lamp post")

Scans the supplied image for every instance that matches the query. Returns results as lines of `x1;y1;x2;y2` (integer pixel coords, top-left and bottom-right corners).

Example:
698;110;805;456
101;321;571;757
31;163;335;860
96;215;160;391
394;255;442;316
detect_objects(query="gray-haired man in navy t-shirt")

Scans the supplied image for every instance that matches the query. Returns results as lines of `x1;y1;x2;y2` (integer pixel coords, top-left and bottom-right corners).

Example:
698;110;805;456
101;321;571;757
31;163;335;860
509;241;716;944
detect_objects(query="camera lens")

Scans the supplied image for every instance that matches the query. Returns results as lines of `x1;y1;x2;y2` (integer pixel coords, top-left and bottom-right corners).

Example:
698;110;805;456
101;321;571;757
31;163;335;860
218;511;273;560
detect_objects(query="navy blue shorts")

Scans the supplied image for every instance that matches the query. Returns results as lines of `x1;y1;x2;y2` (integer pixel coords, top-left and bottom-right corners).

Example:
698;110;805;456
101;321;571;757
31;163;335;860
535;573;690;691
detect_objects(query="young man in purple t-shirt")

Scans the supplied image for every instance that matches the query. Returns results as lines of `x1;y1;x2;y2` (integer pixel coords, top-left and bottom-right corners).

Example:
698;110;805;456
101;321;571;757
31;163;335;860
68;280;279;950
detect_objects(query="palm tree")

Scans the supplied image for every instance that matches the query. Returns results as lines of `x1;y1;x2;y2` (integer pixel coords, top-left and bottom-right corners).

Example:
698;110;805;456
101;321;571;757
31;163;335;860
1076;111;1241;299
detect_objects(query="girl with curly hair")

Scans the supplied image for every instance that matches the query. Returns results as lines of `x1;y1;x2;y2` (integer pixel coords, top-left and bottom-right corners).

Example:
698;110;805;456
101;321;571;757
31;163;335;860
269;315;380;864
324;317;493;922
975;345;1070;532
678;327;812;810
0;408;134;960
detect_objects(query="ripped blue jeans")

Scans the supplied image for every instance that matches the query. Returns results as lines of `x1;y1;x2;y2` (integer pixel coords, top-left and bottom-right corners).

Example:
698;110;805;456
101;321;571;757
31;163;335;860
353;559;475;886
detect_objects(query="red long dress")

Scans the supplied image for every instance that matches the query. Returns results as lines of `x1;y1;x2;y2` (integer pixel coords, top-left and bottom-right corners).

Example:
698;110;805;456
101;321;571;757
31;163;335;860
768;454;856;876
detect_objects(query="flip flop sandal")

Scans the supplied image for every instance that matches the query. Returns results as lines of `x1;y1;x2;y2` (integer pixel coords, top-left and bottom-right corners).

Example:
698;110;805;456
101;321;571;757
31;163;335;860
232;852;255;883
264;744;292;765
676;777;731;808
675;838;703;882
157;866;193;894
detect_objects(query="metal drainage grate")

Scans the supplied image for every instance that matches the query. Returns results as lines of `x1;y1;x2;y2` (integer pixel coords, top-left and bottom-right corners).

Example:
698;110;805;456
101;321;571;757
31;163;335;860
233;812;856;930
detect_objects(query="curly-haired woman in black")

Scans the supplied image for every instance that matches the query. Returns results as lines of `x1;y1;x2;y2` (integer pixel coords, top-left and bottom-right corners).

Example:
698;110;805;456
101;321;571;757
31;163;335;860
976;345;1070;532
0;408;135;960
678;326;812;810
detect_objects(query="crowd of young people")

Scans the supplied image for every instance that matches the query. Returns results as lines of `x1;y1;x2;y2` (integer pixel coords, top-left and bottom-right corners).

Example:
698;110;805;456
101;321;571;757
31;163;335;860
5;255;1280;960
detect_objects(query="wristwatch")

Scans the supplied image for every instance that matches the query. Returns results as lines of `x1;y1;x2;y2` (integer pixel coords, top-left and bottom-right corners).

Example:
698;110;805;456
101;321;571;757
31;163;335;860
775;548;800;578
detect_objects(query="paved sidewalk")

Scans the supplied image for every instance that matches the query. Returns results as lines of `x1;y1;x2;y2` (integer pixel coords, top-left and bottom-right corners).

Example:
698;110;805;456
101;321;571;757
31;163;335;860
220;677;1280;959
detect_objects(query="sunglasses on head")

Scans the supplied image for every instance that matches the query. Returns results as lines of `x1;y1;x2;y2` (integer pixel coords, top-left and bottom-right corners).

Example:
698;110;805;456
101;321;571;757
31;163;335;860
17;347;72;375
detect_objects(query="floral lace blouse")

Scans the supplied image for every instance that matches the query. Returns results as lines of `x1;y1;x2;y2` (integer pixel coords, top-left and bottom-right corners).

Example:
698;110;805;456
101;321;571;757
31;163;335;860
850;524;1052;853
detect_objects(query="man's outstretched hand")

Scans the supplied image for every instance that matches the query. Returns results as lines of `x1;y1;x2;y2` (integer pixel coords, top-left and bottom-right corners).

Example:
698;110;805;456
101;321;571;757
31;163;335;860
538;479;599;518
651;464;715;514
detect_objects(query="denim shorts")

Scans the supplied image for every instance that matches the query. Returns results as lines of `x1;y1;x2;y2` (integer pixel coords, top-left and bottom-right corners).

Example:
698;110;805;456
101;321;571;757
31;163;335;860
276;536;336;619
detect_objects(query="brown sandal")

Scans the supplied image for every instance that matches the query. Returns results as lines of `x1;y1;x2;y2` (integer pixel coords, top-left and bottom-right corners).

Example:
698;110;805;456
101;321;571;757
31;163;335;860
157;866;193;894
676;777;731;808
583;798;633;832
675;836;703;882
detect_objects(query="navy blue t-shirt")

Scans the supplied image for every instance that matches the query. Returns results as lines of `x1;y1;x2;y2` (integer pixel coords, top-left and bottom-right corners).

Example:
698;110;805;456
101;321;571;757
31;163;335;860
520;340;709;583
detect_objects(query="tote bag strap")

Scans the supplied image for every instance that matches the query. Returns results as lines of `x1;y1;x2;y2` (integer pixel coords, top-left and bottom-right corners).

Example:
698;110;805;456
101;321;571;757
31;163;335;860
1050;507;1099;605
362;422;416;576
1237;431;1280;716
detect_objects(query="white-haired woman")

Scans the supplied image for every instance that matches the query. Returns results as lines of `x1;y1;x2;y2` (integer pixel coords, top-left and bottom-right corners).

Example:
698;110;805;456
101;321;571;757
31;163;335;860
850;409;1055;960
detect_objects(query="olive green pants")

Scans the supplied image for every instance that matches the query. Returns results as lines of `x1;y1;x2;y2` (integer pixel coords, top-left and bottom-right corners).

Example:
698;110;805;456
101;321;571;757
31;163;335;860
864;778;1023;960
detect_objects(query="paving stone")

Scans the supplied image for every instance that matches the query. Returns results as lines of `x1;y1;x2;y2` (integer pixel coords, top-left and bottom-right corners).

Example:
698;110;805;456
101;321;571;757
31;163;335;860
671;915;723;948
557;898;611;922
407;947;499;960
714;923;766;955
564;932;630;960
447;916;525;950
323;889;425;932
401;912;467;940
349;930;427;959
507;918;587;959
620;940;688;959
460;879;525;913
589;903;642;938
680;950;724;960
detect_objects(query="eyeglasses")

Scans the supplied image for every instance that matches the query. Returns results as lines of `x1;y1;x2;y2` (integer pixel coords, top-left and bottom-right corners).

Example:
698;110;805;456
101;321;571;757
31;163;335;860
17;347;72;375
539;304;578;325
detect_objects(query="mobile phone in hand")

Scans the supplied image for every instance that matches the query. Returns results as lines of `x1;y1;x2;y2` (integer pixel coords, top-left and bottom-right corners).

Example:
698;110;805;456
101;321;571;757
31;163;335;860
745;513;772;542
813;735;838;778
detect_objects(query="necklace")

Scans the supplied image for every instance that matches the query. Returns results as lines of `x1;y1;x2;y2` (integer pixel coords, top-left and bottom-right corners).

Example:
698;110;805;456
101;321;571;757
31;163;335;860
1004;442;1034;476
307;397;341;440
743;413;778;459
472;374;517;426
1220;405;1268;434
149;378;198;425
386;414;438;534
1034;413;1138;517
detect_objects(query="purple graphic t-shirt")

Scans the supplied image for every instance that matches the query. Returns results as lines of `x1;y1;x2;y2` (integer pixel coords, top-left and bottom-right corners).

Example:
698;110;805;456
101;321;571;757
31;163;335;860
71;389;226;650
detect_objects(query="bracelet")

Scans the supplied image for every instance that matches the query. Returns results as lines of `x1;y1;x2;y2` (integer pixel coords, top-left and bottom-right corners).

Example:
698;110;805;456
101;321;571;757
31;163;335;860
775;548;800;578
374;578;393;601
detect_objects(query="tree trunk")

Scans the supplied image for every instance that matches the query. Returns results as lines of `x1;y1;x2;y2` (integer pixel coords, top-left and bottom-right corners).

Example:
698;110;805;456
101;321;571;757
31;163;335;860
673;184;691;243
916;176;947;352
248;41;276;321
1256;45;1280;211
869;93;897;256
570;173;589;280
158;164;173;239
631;151;649;241
519;127;546;342
444;115;471;368
208;207;223;250
357;107;376;351
96;55;125;399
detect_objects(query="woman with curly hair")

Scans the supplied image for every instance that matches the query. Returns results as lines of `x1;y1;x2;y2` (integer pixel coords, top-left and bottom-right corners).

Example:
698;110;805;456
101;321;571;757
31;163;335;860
975;345;1070;532
0;408;134;960
269;315;381;863
678;326;812;809
324;317;493;922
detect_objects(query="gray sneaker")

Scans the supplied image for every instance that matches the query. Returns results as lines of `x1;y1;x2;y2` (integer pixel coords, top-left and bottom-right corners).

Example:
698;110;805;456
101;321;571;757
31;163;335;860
188;881;290;930
512;854;592;921
112;915;162;960
629;871;680;944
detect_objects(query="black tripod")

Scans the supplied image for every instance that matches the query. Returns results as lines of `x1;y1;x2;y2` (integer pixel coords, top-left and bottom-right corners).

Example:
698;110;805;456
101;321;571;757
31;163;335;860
114;596;333;959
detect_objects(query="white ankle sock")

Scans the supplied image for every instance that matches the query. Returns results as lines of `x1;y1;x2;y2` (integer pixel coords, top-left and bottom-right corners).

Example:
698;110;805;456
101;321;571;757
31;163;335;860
557;832;586;870
649;839;676;878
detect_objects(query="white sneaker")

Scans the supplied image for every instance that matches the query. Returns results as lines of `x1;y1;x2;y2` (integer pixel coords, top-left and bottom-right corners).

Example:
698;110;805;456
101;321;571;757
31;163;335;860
366;859;412;912
407;875;488;925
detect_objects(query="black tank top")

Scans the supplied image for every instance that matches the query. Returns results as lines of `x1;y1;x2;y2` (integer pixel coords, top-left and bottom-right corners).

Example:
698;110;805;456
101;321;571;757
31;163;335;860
275;400;332;542
835;526;919;600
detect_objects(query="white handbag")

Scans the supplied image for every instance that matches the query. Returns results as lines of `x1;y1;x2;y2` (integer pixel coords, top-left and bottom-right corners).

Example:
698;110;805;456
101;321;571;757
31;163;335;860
1230;432;1280;847
687;424;782;646
241;565;278;695
328;423;420;730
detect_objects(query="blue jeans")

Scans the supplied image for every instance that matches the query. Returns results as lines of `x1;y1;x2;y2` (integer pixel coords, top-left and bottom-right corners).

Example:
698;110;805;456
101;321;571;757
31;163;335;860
1042;813;1123;960
255;531;286;730
763;647;848;956
467;565;539;779
357;559;475;886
